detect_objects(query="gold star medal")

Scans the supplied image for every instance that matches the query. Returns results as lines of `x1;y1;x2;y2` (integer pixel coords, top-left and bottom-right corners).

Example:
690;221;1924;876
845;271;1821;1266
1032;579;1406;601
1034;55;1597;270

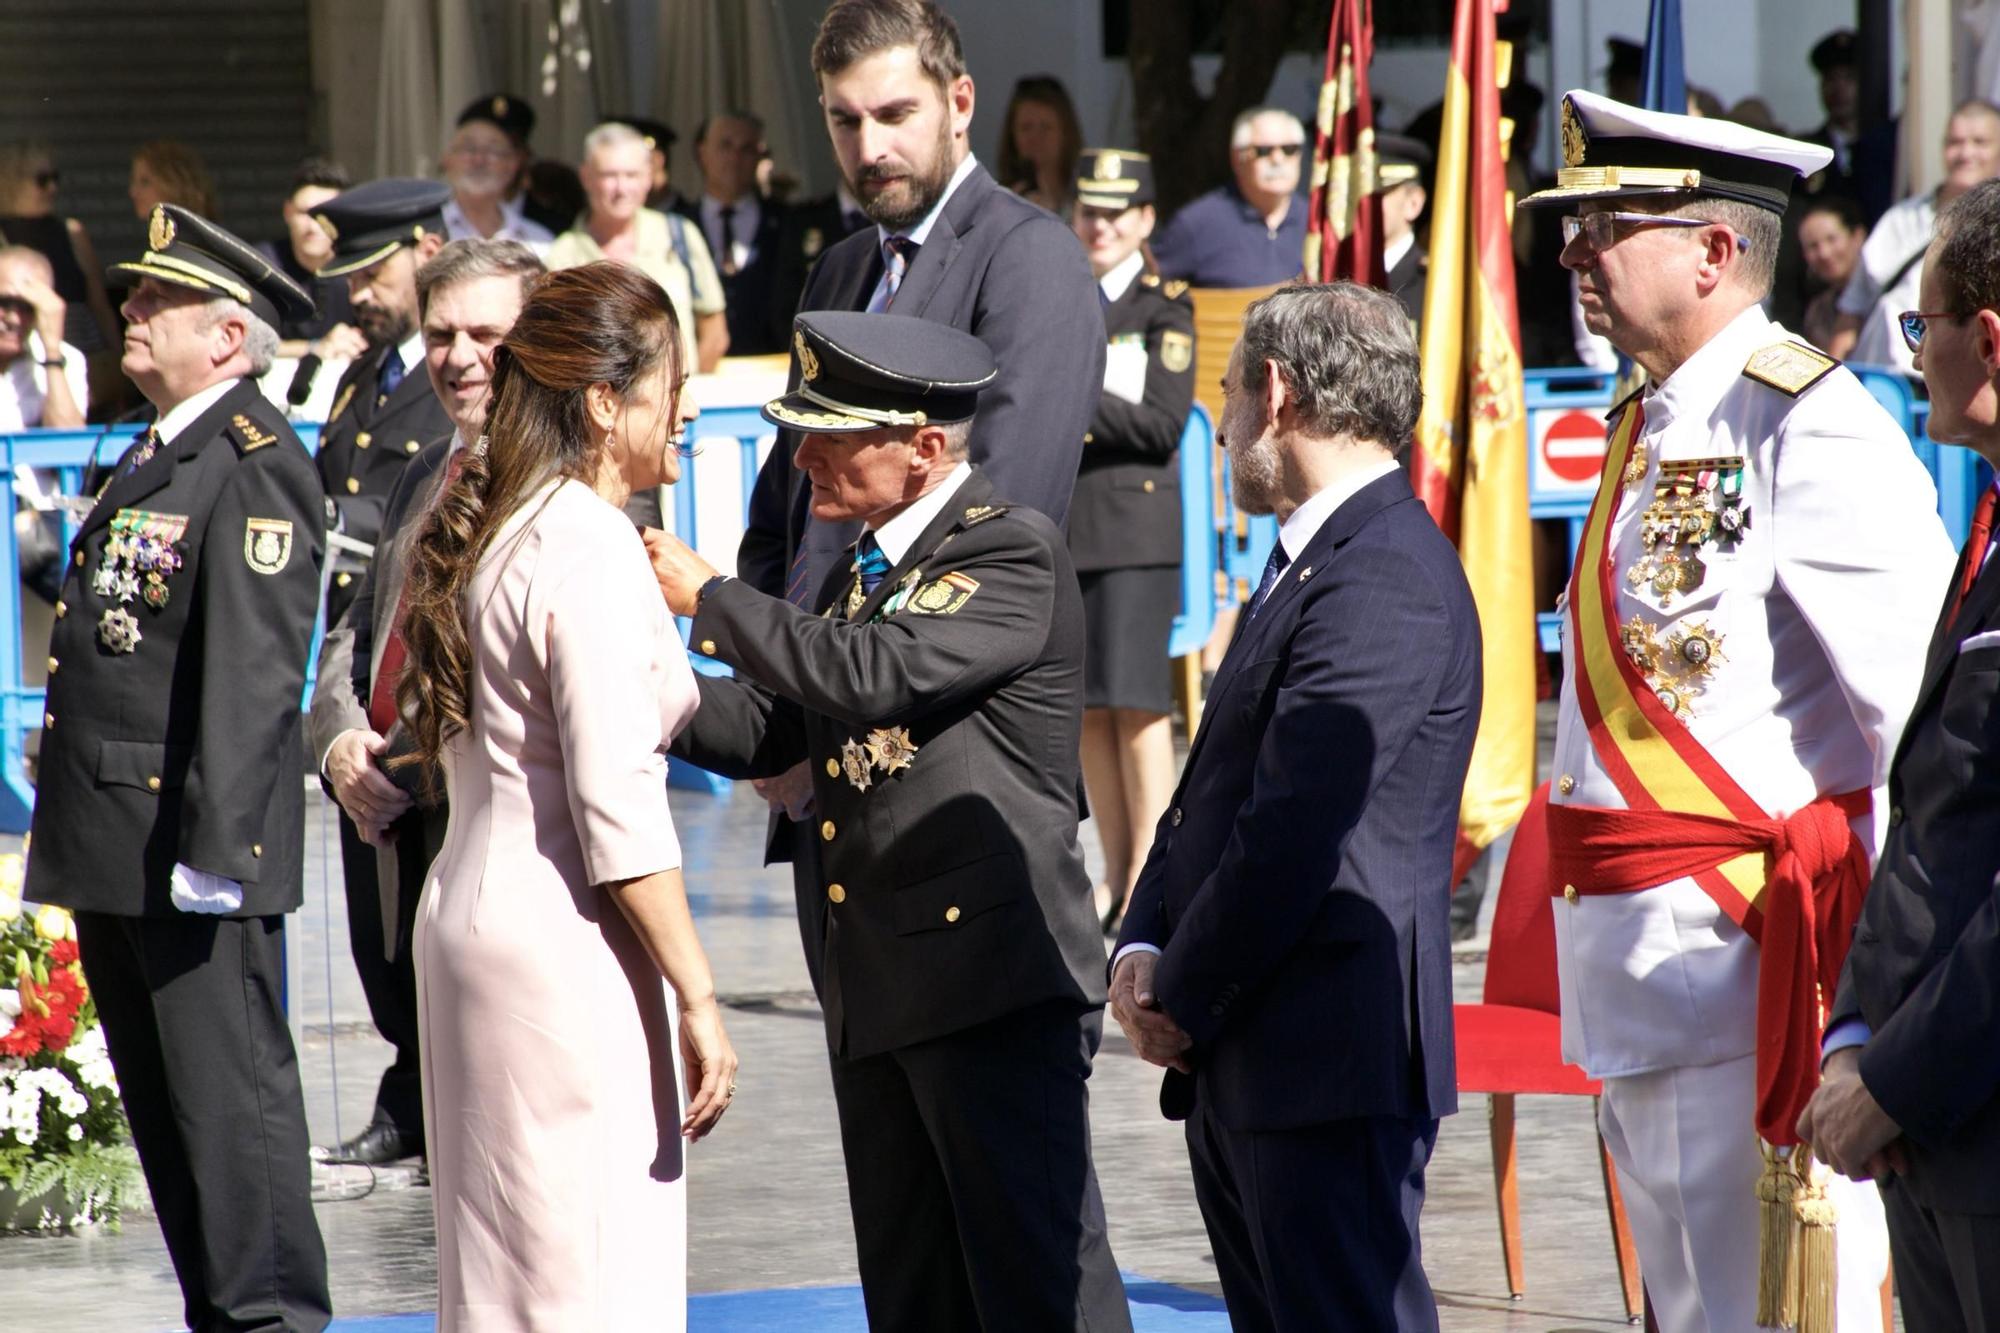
97;607;141;654
865;726;919;775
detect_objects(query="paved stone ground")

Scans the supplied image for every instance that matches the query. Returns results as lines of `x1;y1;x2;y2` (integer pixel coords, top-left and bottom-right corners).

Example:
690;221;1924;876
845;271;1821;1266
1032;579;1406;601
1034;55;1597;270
6;706;1666;1331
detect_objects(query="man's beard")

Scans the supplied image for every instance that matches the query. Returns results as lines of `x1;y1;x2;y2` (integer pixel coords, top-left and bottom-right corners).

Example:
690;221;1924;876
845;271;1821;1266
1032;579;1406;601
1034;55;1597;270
354;303;413;348
848;120;957;231
1228;428;1282;516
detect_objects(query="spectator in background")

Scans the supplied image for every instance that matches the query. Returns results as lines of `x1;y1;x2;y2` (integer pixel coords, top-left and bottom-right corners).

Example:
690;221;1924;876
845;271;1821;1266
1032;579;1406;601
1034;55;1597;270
0;139;118;355
1605;37;1643;105
1068;149;1193;935
1377;133;1430;326
1152;107;1309;289
440;94;553;252
1830;99;2000;370
676;111;789;354
1795;194;1866;352
998;75;1082;219
255;157;364;359
615;115;680;211
548;122;728;372
1802;31;1864;209
0;246;84;430
129;139;217;220
521;160;585;238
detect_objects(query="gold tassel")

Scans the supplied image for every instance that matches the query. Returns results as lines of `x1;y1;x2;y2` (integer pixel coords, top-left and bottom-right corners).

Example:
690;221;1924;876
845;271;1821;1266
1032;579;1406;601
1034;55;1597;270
1793;1149;1838;1333
1755;1141;1801;1329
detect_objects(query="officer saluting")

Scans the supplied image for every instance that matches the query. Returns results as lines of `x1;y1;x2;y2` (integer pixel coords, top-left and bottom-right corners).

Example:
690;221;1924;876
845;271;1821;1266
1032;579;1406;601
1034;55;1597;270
1520;93;1955;1332
312;179;453;624
27;204;331;1331
655;313;1131;1332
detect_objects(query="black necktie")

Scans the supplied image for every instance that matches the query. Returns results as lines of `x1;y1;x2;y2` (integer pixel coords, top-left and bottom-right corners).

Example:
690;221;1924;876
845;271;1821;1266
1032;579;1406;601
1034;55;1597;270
719;205;739;276
1247;544;1287;618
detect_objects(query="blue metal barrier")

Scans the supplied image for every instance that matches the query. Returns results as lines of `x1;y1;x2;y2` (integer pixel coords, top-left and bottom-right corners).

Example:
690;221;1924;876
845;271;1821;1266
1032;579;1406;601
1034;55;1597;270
1170;406;1219;658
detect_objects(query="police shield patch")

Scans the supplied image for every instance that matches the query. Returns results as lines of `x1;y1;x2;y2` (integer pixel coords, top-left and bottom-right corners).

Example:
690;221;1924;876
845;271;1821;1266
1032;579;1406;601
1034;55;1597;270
1160;330;1193;373
244;518;294;575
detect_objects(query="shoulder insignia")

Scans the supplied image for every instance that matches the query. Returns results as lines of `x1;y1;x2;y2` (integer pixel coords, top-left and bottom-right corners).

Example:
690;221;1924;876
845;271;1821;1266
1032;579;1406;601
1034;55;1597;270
227;412;280;454
909;570;979;615
1603;384;1645;427
1742;340;1837;397
1163;279;1190;300
328;382;356;423
1160;329;1193;373
243;518;294;575
961;504;1008;527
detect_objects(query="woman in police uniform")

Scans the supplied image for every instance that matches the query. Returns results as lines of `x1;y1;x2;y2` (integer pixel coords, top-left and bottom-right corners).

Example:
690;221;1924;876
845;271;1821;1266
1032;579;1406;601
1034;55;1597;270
1069;149;1194;932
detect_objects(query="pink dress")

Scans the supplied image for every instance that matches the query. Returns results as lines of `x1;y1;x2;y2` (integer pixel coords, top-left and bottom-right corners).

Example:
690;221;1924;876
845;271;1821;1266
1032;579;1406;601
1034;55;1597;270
415;478;699;1331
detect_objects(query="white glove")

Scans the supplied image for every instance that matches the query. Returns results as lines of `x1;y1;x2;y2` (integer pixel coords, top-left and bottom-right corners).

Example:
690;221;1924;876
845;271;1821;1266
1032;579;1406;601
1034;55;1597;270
169;863;243;914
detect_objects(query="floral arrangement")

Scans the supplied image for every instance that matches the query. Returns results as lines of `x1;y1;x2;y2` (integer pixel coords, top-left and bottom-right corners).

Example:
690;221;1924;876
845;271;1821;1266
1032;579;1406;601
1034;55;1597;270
0;848;143;1230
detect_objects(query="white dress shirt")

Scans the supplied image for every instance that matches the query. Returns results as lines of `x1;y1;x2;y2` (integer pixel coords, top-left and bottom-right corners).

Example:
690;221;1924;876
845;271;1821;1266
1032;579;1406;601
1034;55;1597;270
868;462;973;563
863;155;981;314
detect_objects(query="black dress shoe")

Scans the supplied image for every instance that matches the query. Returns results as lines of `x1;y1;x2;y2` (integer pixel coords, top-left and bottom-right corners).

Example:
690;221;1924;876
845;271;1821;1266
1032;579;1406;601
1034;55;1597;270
323;1122;422;1165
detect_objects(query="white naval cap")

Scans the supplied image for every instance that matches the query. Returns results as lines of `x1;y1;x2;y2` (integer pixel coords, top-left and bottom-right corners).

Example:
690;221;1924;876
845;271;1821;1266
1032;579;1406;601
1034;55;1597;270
1521;89;1835;215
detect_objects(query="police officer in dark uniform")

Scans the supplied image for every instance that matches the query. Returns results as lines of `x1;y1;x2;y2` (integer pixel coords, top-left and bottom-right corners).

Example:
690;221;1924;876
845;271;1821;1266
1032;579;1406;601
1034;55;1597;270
657;312;1131;1333
1067;148;1195;934
312;179;453;628
26;203;330;1332
1377;134;1431;326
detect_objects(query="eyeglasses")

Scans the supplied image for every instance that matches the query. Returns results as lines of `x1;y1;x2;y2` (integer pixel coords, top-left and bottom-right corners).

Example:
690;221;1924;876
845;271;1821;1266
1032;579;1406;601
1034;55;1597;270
1898;310;1960;353
32;170;58;189
1242;143;1304;161
1561;211;1737;252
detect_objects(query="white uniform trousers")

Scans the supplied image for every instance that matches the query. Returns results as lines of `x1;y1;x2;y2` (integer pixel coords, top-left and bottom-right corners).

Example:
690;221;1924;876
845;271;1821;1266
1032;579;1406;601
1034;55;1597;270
1598;1053;1890;1333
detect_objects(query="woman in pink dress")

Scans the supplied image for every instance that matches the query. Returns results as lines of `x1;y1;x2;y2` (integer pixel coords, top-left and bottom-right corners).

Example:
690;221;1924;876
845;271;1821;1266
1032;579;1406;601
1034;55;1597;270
395;261;737;1331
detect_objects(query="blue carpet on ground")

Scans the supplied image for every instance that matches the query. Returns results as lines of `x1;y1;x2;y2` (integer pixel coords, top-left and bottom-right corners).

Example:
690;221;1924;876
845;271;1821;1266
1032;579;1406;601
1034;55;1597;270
306;1275;1229;1331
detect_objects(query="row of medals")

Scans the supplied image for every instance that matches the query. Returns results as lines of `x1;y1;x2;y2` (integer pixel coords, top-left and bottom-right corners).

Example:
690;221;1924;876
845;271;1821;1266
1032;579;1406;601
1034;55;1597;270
1620;452;1745;722
94;512;184;654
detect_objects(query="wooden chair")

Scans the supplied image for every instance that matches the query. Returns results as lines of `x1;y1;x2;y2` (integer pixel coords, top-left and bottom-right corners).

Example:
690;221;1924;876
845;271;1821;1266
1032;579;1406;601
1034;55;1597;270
1453;783;1645;1322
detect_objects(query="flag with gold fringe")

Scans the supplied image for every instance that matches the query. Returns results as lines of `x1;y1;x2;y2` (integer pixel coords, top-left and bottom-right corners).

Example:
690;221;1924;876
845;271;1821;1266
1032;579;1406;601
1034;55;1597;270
1414;0;1536;883
1304;0;1385;286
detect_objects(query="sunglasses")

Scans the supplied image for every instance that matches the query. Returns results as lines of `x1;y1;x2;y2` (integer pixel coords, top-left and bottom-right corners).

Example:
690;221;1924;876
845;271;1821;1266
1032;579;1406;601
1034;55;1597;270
1560;211;1745;253
1898;310;1959;353
33;170;58;189
1242;143;1304;161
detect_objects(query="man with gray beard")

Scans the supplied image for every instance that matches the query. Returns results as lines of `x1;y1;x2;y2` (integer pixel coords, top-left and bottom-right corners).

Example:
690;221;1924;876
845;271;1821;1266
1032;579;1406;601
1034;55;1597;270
1111;283;1480;1331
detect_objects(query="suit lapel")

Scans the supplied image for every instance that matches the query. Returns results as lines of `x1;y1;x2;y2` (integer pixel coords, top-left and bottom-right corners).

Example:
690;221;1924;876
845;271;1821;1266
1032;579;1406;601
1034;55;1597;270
377;353;437;420
886;165;992;318
1900;557;2000;767
367;450;451;684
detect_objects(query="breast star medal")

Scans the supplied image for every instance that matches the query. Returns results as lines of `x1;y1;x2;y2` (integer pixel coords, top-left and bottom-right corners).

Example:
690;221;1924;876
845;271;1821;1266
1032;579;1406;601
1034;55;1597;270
840;737;874;794
93;509;187;653
864;726;919;775
97;606;142;654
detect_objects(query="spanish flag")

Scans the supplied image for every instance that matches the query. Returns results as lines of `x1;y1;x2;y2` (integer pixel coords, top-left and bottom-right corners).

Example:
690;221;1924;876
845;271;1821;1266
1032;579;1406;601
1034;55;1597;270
1304;0;1385;286
1414;0;1536;880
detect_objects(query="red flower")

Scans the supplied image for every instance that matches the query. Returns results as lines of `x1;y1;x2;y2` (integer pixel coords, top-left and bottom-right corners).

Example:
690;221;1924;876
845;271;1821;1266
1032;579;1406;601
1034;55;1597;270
48;939;78;966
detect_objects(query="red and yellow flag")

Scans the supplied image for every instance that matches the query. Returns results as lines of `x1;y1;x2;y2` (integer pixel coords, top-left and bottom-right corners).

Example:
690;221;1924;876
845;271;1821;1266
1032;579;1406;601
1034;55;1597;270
1304;0;1385;285
1415;0;1536;879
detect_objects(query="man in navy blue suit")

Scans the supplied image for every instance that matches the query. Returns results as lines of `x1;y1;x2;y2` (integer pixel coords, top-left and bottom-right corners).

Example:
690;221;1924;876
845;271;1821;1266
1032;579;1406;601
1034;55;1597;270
1112;282;1482;1332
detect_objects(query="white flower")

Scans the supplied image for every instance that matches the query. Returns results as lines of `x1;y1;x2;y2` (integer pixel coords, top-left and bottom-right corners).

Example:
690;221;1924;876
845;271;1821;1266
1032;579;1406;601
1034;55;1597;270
66;1123;81;1142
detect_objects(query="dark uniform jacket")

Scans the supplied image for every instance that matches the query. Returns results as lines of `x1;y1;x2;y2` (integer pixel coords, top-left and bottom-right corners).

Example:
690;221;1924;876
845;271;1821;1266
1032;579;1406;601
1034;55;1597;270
672;195;791;356
1115;469;1480;1132
1388;240;1428;328
26;379;325;916
674;470;1109;1057
1830;549;2000;1213
1069;273;1194;573
317;341;451;593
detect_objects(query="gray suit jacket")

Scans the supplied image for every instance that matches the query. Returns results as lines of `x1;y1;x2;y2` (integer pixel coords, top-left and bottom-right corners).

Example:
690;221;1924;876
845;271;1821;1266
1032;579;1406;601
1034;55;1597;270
308;434;453;956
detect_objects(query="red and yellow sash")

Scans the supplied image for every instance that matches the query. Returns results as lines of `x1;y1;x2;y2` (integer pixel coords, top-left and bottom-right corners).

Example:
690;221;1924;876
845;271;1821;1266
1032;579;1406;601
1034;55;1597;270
1559;399;1872;1150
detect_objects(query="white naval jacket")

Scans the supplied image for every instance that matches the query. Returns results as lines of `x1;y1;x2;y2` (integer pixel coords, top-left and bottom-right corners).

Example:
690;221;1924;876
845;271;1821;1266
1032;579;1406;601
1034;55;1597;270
1551;306;1957;1080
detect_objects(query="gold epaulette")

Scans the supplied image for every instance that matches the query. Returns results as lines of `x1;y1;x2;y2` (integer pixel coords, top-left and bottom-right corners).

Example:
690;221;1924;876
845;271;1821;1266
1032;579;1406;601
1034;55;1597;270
1163;278;1191;300
1742;340;1838;397
227;412;280;454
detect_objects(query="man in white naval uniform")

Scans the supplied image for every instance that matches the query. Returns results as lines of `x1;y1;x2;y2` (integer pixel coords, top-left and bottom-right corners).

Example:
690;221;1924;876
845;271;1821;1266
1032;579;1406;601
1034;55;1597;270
1521;92;1957;1332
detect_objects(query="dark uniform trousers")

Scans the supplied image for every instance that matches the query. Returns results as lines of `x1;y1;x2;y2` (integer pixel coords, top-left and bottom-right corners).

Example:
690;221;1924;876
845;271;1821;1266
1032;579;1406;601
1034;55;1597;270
676;471;1128;1333
334;809;427;1137
24;380;332;1332
317;344;448;1137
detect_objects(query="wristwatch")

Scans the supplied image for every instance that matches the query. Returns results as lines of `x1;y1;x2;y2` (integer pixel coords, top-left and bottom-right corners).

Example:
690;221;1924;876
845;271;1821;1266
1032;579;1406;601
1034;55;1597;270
37;356;65;368
695;573;733;611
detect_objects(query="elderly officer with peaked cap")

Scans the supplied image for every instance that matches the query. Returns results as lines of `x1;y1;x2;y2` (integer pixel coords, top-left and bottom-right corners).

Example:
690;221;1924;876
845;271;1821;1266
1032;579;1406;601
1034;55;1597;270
1516;92;1956;1332
655;312;1132;1331
312;178;454;627
25;202;331;1331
